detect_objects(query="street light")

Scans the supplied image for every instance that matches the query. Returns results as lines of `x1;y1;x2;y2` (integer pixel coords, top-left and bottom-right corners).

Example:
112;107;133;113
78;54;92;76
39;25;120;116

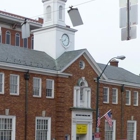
95;55;126;132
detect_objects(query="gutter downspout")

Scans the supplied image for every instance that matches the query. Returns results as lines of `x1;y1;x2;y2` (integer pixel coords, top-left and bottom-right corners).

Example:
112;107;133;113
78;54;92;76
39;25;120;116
121;84;125;139
24;71;30;140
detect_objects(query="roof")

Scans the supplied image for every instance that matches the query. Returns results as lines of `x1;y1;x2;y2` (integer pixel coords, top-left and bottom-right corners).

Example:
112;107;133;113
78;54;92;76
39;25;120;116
0;43;140;85
98;63;140;84
0;43;85;71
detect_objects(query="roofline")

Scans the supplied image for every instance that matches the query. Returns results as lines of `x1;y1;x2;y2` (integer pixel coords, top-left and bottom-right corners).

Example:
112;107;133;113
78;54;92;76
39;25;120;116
0;11;42;27
32;24;77;33
96;78;140;89
60;49;107;80
0;62;72;78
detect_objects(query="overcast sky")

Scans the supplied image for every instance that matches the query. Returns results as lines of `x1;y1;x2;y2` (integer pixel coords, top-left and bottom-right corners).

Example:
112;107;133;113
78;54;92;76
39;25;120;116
0;0;140;75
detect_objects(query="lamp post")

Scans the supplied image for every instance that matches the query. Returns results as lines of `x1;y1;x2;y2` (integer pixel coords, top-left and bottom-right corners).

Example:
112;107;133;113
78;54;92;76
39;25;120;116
95;55;126;132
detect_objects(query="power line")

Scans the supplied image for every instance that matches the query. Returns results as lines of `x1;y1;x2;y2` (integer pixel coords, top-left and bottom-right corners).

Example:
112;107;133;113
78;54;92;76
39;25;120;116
30;0;95;19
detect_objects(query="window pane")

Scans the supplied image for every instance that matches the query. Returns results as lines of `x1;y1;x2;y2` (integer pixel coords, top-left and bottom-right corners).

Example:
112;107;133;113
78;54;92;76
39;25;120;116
127;122;135;140
6;31;11;44
0;118;12;140
0;34;1;43
59;6;63;20
33;78;40;96
103;88;108;102
46;80;53;97
31;37;34;49
47;6;51;20
23;38;28;48
36;119;48;140
105;121;113;140
10;75;18;94
15;33;20;46
0;74;3;92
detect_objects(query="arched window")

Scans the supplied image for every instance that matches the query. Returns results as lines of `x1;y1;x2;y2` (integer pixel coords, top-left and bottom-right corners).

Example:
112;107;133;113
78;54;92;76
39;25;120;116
5;31;11;44
59;6;63;20
31;36;34;49
15;33;20;46
47;6;51;21
23;38;28;48
73;77;91;108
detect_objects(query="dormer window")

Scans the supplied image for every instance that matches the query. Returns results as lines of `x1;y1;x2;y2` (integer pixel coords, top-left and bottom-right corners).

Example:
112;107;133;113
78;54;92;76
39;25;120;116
59;6;63;20
47;6;51;21
73;77;91;108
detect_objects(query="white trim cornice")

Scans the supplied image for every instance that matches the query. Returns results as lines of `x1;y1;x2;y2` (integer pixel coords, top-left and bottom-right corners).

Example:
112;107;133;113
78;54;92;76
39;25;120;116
0;62;72;78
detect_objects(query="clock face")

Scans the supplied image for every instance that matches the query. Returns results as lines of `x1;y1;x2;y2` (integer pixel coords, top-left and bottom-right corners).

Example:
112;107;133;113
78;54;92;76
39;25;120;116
61;34;70;47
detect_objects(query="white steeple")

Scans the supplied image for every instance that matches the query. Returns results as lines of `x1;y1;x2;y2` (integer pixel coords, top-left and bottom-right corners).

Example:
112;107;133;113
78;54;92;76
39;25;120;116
32;0;77;59
42;0;67;27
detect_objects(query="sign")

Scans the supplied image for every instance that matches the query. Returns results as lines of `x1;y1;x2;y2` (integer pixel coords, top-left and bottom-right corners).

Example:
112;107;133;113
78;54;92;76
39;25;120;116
121;26;136;40
94;132;101;140
76;124;87;134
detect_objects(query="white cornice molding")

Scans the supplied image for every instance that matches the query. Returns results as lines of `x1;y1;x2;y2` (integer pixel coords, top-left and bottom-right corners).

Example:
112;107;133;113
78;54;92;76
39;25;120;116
95;78;140;89
0;62;72;78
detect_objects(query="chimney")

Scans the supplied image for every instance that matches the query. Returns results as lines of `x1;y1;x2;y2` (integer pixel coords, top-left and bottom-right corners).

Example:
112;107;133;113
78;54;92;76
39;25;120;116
110;59;119;67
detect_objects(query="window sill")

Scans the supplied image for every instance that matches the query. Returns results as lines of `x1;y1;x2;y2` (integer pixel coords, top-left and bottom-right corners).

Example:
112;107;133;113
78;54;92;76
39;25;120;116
103;102;109;104
33;95;41;98
112;102;118;104
126;104;131;106
46;96;54;99
10;93;19;96
70;107;95;112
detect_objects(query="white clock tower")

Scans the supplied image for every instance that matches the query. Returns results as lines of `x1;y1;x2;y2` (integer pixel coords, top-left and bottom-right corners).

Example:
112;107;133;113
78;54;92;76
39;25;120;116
32;0;77;59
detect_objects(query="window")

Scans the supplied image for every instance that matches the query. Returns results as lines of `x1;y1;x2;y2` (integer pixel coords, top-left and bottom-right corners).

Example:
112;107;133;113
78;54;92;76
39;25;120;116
59;6;63;20
15;33;20;46
36;117;51;140
105;120;116;140
127;121;137;140
79;60;85;69
112;88;118;104
31;36;34;49
0;116;16;140
47;6;51;21
0;73;4;94
23;38;28;48
73;78;91;108
133;91;138;106
46;79;54;98
5;31;11;44
10;74;19;95
33;77;41;97
126;90;131;105
103;87;109;103
0;34;1;43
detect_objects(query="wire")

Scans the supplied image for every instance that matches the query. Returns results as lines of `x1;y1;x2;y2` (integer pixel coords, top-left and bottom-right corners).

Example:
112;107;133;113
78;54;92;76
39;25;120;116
30;0;95;19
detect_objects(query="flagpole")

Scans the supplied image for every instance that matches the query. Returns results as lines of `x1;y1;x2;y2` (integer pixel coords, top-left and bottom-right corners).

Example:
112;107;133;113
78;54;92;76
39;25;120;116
100;109;111;119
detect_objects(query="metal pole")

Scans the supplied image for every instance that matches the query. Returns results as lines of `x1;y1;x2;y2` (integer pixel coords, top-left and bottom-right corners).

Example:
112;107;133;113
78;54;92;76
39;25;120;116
95;77;100;132
127;0;130;40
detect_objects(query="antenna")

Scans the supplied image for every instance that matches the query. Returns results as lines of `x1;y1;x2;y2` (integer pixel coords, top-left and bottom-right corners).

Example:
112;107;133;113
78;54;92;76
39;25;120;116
68;6;83;27
21;18;30;39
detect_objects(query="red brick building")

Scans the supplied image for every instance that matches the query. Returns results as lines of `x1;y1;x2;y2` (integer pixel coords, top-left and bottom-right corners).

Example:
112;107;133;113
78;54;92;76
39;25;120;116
0;0;140;140
0;10;42;49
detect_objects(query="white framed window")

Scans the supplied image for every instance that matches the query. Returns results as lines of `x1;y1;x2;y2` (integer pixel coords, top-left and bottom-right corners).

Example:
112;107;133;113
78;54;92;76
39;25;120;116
59;6;63;20
33;77;41;97
103;87;109;103
46;79;54;98
126;90;131;105
73;78;91;108
0;73;4;94
35;117;51;140
127;121;137;140
0;115;16;140
5;31;11;44
112;88;118;104
15;33;20;46
47;6;51;21
133;91;138;106
10;74;19;95
105;120;116;140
